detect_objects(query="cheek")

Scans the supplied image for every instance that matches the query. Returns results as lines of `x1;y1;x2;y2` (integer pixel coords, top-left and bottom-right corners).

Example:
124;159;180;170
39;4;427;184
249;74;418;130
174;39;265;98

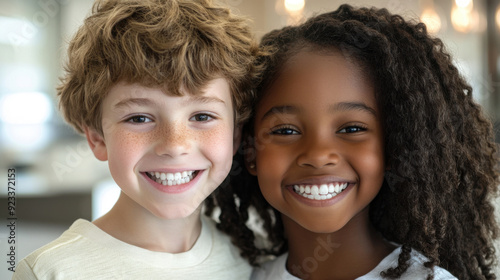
357;140;385;193
255;146;288;198
107;131;151;177
201;125;235;179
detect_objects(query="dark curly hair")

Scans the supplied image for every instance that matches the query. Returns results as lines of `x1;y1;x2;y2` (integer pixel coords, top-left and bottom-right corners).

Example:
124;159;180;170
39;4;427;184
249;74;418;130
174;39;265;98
206;4;499;279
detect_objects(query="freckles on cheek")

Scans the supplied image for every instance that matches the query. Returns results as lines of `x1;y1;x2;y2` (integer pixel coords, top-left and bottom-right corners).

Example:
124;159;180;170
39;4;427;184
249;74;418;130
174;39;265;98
203;125;234;151
108;131;150;164
200;125;234;174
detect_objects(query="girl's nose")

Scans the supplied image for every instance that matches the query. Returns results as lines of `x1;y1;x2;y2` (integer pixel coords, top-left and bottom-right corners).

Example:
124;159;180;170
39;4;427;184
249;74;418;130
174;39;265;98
154;123;191;157
296;137;340;169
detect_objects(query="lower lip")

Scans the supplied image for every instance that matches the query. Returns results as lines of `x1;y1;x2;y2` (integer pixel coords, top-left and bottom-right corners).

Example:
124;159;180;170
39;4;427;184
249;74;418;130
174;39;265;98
142;171;203;194
286;183;354;207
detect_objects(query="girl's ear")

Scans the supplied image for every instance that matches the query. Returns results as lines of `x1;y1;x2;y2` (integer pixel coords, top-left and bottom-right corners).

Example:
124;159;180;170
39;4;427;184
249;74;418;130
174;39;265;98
242;134;257;176
84;126;108;161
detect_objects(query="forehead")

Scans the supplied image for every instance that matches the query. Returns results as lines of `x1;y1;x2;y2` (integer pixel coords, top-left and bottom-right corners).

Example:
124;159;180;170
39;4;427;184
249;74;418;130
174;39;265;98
281;50;369;88
259;51;376;112
102;78;232;106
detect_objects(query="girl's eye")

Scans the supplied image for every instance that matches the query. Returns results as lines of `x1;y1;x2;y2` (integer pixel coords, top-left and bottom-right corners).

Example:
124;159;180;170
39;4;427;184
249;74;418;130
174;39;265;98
270;126;300;135
338;126;367;133
190;113;214;122
126;115;152;123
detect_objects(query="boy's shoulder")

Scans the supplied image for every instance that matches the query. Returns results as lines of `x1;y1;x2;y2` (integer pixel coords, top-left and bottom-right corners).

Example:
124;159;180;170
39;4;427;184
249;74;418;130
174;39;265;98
14;217;252;279
20;219;93;264
13;219;103;279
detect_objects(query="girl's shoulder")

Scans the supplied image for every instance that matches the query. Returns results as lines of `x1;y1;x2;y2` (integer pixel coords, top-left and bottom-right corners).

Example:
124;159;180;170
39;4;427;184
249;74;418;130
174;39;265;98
250;246;458;280
358;246;457;280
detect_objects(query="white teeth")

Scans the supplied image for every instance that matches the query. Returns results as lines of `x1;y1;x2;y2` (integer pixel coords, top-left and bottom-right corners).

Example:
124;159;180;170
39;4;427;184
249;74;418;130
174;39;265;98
148;171;196;186
311;185;319;196
293;182;349;200
319;184;328;195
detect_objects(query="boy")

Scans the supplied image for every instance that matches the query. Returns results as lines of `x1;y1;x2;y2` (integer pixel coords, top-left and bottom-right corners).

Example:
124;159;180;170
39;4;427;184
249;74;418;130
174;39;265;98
13;0;261;279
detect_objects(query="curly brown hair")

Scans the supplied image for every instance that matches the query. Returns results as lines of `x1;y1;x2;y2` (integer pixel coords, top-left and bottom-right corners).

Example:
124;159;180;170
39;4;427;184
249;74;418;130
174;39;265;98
206;4;500;279
58;0;261;134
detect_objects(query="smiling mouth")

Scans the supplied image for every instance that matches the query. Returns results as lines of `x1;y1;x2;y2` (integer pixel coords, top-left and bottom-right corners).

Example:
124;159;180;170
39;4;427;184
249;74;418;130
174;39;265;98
292;183;349;200
146;171;199;186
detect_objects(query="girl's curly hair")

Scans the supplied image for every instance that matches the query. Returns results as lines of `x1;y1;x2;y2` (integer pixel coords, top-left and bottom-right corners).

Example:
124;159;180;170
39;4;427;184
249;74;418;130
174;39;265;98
206;4;499;279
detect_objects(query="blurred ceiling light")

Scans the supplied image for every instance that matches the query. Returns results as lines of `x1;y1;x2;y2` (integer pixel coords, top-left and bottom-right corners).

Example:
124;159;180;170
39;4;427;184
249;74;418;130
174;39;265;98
451;7;470;32
284;0;305;13
496;6;500;30
455;0;473;10
0;92;52;124
421;8;442;34
451;4;480;33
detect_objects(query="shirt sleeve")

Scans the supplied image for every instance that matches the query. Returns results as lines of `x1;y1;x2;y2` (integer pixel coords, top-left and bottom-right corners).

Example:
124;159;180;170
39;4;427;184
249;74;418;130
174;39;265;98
12;259;38;280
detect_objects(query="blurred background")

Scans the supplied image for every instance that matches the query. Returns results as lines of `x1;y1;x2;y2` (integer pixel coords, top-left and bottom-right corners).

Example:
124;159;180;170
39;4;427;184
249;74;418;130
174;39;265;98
0;0;499;278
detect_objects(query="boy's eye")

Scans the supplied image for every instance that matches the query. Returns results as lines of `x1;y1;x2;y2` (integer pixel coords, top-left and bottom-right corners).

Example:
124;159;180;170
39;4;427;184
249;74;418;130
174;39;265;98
190;113;214;122
126;115;152;123
270;126;300;135
338;126;367;133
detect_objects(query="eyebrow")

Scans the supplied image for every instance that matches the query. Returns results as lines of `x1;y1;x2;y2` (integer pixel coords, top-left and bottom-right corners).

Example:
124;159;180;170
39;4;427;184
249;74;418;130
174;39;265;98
260;105;300;122
113;98;156;110
185;95;226;105
330;102;377;116
113;95;226;110
260;102;377;121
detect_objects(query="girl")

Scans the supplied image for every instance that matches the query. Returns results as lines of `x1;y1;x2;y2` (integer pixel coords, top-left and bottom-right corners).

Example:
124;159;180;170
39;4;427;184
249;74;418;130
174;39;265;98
206;4;499;280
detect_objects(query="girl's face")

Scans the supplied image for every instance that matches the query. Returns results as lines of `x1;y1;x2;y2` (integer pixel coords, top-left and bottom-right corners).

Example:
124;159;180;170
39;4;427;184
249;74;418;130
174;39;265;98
250;51;385;233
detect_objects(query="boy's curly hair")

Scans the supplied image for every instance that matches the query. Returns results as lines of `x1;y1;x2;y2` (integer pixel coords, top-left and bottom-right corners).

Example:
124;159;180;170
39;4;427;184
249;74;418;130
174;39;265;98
58;0;261;134
206;4;500;279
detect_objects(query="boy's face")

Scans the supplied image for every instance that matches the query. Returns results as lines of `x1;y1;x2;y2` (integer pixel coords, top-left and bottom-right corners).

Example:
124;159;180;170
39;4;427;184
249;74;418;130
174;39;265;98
86;78;236;220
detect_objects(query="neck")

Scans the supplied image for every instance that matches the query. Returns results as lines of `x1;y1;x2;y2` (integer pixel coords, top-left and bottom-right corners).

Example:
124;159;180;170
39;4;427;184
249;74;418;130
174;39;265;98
93;192;202;253
284;207;395;280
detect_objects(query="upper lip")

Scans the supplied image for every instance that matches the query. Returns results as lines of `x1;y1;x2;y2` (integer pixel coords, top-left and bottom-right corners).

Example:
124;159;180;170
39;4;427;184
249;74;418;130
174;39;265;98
141;169;199;174
285;175;355;186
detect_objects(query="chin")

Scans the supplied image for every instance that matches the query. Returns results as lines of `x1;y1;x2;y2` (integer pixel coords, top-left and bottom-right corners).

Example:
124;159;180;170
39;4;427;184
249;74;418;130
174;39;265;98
152;205;201;220
296;218;350;234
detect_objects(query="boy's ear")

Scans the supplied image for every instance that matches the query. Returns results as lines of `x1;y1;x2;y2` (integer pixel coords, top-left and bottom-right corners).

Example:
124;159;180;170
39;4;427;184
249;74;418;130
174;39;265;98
84;126;108;161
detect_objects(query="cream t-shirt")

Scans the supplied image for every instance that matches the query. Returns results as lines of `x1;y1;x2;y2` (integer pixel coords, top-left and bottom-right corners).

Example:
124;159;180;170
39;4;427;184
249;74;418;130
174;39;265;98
13;216;251;280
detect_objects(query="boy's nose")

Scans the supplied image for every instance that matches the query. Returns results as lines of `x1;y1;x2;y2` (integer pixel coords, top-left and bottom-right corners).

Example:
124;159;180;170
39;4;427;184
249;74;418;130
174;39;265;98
154;123;191;157
296;137;340;169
